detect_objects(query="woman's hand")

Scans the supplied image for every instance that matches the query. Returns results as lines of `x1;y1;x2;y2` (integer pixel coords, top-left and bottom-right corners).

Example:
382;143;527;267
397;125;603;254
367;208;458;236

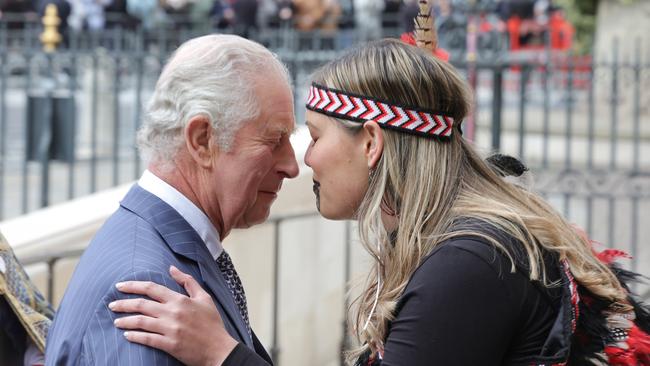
109;266;237;366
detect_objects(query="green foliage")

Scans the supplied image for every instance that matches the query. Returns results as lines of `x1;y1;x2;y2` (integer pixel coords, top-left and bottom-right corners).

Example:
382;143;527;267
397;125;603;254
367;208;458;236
573;0;598;14
558;0;641;53
554;0;597;54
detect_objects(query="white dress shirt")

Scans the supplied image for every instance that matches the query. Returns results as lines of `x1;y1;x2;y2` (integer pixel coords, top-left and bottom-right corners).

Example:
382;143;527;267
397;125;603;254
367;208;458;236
137;170;223;261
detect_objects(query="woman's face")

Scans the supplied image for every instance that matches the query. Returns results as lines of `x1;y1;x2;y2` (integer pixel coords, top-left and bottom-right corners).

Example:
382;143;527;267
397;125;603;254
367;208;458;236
303;110;371;220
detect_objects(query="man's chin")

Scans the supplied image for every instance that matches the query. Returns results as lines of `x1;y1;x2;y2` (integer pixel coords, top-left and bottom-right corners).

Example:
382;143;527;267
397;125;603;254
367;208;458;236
235;208;272;228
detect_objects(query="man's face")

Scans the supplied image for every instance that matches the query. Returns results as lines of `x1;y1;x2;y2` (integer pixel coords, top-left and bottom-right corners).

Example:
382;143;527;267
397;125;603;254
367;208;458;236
209;74;299;231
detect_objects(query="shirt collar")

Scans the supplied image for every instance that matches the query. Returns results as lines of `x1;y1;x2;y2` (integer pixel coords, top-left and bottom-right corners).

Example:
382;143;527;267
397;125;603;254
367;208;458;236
137;169;223;261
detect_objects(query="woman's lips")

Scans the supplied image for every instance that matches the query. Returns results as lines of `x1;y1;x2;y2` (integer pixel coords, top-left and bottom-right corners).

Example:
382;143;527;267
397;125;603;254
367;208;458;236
312;180;321;211
312;180;320;194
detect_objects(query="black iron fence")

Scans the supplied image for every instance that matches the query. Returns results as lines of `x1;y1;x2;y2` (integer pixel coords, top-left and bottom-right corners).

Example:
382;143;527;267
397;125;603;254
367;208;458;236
0;9;510;59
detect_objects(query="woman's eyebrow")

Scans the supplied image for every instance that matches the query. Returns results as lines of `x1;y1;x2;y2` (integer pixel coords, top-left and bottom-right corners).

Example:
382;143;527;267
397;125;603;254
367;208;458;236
305;120;318;130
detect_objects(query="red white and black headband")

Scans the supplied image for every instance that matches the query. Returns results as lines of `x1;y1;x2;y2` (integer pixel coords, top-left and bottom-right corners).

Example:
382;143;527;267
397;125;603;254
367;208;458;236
306;83;456;140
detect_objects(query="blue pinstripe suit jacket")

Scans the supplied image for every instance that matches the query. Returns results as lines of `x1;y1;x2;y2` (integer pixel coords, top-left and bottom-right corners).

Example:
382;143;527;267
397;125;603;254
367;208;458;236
45;184;272;365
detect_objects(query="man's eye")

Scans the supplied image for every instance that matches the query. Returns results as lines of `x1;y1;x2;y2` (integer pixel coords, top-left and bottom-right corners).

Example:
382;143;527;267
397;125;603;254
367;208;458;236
271;136;283;149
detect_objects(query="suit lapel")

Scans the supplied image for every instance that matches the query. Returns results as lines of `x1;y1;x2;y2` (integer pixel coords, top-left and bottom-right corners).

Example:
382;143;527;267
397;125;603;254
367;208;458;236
120;185;254;348
252;331;273;365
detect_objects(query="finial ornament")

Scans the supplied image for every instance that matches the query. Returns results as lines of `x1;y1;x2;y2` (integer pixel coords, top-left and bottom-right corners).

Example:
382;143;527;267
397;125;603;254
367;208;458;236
40;4;62;53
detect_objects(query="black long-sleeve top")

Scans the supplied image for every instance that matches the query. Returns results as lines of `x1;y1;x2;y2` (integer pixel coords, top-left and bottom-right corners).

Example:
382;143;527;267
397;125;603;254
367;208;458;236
225;234;563;366
377;236;562;365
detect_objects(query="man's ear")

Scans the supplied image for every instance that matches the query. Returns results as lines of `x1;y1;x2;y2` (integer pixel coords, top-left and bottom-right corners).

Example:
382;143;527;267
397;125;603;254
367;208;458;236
184;116;215;168
362;121;384;169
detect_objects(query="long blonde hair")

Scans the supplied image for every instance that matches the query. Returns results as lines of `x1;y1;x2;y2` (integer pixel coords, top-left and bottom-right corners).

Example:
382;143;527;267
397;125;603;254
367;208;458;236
311;39;630;362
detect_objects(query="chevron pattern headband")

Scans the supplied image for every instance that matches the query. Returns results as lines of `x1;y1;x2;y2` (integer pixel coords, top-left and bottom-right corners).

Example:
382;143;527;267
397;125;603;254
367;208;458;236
306;83;455;139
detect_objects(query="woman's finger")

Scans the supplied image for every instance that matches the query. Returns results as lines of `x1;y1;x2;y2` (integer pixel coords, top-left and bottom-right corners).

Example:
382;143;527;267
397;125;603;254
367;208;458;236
123;331;178;355
115;280;181;303
169;265;207;299
114;315;167;335
109;297;166;317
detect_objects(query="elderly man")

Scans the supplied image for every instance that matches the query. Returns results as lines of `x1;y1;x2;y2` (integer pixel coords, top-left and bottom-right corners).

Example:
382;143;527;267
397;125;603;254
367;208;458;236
45;34;299;365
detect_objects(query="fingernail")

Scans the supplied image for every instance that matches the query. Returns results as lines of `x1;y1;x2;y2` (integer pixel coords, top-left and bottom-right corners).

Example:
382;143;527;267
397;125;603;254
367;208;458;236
123;331;129;339
115;282;124;289
113;318;120;326
108;302;116;310
169;265;177;271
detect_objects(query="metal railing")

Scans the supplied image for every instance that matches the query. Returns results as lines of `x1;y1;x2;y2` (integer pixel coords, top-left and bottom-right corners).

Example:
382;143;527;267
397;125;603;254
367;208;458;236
0;9;510;59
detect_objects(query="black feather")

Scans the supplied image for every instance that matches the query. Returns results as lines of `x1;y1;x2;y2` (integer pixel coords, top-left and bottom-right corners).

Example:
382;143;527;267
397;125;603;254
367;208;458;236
610;264;650;335
568;262;650;364
568;287;610;365
486;153;529;177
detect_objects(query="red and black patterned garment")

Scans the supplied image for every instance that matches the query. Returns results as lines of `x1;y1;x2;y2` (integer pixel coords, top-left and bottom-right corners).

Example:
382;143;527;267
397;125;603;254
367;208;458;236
355;222;650;366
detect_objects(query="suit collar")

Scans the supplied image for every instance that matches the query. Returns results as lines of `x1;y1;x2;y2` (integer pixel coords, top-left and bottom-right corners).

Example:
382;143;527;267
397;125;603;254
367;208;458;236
137;170;223;260
119;184;254;347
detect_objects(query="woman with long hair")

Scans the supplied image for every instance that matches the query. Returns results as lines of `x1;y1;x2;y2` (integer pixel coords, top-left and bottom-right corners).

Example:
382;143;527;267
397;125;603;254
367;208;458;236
107;7;650;365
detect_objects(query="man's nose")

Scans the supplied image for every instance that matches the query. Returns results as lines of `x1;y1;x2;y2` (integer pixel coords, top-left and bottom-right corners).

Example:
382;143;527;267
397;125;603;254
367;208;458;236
278;140;299;179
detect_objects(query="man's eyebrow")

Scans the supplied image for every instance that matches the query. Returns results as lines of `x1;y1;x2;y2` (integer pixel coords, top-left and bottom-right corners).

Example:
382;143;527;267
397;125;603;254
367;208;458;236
282;125;297;135
267;124;295;136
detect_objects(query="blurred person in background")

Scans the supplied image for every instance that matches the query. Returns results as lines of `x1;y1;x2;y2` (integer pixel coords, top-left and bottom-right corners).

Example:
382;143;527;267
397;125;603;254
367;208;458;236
45;34;299;366
0;0;33;13
126;0;168;30
276;0;294;26
399;0;417;32
102;0;139;29
187;0;214;30
353;0;384;41
533;0;550;26
256;0;297;29
381;0;401;29
160;0;193;28
66;0;113;31
232;0;259;38
0;231;53;366
293;0;341;31
109;3;650;366
208;0;258;34
0;0;36;29
208;0;235;29
256;0;277;29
